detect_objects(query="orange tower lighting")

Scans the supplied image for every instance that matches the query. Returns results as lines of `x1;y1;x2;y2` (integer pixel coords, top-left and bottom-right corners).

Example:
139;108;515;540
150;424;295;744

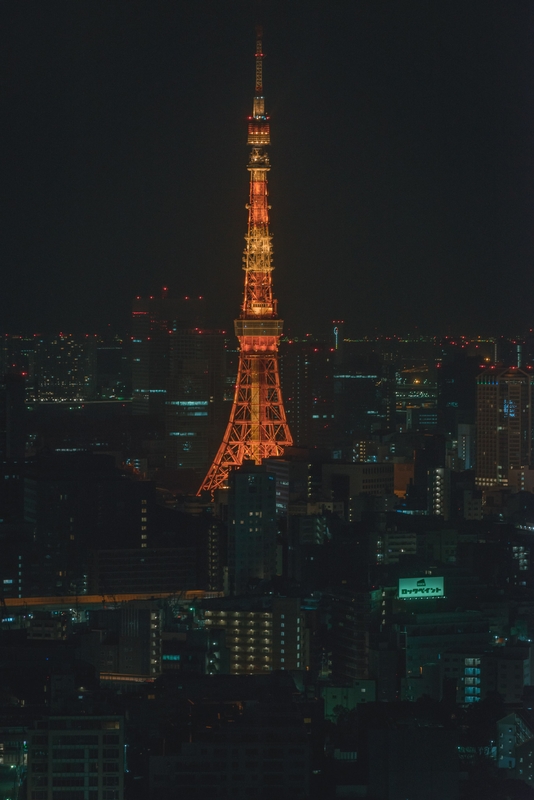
199;26;292;495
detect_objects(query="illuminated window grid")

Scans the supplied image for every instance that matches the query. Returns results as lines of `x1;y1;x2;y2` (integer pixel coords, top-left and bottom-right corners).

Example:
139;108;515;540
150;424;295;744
204;610;273;673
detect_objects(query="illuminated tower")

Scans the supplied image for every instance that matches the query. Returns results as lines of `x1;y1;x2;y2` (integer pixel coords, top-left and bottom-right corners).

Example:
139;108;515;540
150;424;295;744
199;28;292;494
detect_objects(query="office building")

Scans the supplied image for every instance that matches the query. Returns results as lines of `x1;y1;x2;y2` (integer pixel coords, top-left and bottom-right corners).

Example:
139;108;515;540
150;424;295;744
33;334;97;402
322;462;394;521
149;701;310;800
457;423;476;470
165;327;226;472
84;603;162;680
371;530;417;565
476;367;532;488
89;547;197;595
329;589;382;682
279;339;335;450
332;357;383;449
227;464;277;594
131;292;205;416
2;372;26;460
436;349;479;437
404;611;491;679
27;715;124;800
23;452;155;594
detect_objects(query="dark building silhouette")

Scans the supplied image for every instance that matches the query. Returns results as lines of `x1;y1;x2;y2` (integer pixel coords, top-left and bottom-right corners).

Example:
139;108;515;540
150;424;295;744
22;452;156;594
165;328;227;473
27;715;125;800
3;371;26;460
131;292;205;416
280;339;335;450
228;464;277;594
437;349;479;437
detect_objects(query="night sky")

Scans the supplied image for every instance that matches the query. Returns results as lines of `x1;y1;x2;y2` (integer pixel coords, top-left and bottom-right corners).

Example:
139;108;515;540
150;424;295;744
1;1;533;336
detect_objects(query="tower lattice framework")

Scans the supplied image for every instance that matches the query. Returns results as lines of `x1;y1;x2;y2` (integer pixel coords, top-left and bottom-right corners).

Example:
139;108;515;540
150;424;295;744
199;28;292;494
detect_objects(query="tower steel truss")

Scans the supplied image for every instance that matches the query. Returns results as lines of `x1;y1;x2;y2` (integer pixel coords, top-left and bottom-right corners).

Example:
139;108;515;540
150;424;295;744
199;27;292;494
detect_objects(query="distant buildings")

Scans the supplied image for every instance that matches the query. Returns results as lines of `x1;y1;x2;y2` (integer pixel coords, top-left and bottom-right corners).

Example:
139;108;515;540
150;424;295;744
132;293;204;416
131;292;227;476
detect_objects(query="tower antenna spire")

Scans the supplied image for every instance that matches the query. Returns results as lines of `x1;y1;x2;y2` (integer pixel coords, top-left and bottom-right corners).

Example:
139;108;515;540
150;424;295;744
198;27;292;495
255;24;264;95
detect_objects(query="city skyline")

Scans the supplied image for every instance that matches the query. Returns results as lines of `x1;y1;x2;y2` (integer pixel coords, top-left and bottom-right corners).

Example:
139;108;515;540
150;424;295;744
2;3;534;334
2;10;534;796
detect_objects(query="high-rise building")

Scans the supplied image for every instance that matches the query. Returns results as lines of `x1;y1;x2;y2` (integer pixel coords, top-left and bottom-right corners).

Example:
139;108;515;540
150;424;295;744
23;452;156;594
436;347;479;437
457;422;476;470
329;589;382;682
279;339;335;450
132;292;227;475
3;371;26;460
476;366;532;488
429;466;451;520
199;28;292;493
0;334;35;378
131;291;204;416
228;463;277;594
33;334;97;402
95;335;131;400
165;328;227;472
332;358;382;453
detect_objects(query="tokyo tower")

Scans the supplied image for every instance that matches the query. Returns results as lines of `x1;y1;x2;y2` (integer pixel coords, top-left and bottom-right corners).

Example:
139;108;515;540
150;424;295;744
199;27;292;494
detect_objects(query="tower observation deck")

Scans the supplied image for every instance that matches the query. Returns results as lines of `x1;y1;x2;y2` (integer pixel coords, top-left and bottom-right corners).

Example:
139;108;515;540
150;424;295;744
198;27;292;494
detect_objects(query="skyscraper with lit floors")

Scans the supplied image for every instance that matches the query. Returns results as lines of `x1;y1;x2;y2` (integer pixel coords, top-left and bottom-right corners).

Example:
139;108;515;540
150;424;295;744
476;366;532;488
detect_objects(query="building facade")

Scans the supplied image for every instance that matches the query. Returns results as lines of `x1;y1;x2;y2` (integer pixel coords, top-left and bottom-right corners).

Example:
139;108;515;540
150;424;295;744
27;716;124;800
202;596;309;674
228;465;277;595
476;367;532;488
